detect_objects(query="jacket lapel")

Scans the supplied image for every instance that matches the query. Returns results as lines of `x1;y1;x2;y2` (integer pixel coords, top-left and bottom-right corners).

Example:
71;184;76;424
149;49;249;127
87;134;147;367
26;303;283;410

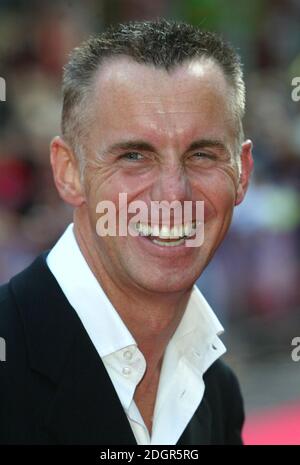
176;396;212;445
42;320;137;444
10;254;136;445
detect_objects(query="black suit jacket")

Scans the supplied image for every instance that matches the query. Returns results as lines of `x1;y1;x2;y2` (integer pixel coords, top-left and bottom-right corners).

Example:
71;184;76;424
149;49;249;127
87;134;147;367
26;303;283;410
0;253;245;445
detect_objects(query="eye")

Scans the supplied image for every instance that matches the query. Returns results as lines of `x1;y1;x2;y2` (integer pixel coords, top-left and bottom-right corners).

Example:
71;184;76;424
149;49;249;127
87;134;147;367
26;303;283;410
120;152;144;161
191;152;217;160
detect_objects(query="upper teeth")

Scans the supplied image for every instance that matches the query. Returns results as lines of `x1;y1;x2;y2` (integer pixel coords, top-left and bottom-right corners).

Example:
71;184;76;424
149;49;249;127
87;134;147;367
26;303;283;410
135;221;197;239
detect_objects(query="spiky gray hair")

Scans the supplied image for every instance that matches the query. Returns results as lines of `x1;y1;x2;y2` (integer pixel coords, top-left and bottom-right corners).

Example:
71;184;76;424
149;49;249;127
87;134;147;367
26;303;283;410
62;19;245;176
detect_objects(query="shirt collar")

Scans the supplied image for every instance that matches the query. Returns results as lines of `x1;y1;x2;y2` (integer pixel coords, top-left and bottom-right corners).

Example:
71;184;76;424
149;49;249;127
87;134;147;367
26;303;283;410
169;285;226;376
47;223;226;367
47;223;136;357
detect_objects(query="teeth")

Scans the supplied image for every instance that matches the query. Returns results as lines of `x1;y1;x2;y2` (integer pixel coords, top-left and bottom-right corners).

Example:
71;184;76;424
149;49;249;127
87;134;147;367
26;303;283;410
172;225;179;238
153;238;186;247
177;225;184;237
153;224;160;237
160;225;169;238
184;223;192;237
135;221;197;239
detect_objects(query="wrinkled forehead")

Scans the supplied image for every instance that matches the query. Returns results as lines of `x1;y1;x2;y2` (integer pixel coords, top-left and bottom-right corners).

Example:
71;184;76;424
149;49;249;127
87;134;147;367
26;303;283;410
93;55;231;105
89;56;237;146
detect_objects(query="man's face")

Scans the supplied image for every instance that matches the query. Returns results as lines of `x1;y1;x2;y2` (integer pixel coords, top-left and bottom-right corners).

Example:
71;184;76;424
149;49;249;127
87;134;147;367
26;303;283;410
81;57;251;293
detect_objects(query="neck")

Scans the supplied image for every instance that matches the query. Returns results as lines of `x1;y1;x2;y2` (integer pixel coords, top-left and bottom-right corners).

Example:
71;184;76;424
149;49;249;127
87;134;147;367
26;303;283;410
73;213;192;371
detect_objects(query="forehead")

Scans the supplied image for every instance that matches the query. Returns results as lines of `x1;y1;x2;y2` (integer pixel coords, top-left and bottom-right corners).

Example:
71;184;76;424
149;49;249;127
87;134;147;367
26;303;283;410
91;56;236;146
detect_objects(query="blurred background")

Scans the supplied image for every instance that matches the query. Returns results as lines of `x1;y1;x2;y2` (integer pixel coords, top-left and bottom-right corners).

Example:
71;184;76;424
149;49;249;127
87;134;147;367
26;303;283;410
0;0;299;445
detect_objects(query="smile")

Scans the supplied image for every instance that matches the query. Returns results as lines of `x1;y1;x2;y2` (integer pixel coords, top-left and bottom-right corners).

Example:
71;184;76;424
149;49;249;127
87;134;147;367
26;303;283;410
134;221;198;247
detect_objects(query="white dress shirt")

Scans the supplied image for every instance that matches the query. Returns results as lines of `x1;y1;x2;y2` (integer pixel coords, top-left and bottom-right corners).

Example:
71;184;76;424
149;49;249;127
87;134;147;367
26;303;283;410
47;223;226;445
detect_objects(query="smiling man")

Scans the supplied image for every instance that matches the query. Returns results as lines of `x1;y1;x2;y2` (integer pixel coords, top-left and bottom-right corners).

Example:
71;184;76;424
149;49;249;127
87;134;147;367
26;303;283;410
0;20;253;445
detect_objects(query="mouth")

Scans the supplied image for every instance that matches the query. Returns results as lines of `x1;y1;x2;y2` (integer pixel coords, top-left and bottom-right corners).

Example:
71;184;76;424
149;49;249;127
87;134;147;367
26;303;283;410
133;220;198;247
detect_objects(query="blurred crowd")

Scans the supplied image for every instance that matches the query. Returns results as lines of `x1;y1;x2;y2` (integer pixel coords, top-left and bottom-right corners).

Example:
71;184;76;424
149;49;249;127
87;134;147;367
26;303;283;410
0;0;300;364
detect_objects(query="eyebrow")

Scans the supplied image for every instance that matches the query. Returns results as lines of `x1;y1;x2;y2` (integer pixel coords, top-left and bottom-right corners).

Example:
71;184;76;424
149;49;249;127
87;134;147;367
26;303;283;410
107;140;157;153
187;139;228;153
106;138;228;155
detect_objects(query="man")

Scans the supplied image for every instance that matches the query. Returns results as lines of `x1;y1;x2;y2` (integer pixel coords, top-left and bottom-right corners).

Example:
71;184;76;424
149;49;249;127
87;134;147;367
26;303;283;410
0;19;253;445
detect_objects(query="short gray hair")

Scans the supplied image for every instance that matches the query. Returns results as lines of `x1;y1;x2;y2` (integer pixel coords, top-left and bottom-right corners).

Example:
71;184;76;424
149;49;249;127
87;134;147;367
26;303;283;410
62;19;245;174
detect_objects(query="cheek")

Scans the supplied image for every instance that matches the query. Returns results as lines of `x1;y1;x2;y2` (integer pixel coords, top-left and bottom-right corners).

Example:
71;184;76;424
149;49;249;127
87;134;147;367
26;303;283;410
86;169;161;227
83;170;145;233
84;166;122;210
190;167;238;215
86;163;155;200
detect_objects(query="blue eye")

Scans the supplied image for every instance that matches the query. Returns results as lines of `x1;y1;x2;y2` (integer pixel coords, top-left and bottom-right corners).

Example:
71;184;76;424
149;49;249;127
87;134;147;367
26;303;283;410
121;152;144;161
192;152;216;160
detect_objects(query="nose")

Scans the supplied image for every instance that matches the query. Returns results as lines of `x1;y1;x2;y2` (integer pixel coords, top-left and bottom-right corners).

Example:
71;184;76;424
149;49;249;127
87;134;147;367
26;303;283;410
150;161;192;204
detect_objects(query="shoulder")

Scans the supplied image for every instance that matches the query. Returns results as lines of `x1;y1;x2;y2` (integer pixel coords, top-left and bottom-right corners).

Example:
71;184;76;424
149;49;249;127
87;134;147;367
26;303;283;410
204;358;242;392
203;358;245;444
0;280;13;306
0;281;19;335
0;279;28;368
0;253;50;364
204;357;244;406
0;255;44;327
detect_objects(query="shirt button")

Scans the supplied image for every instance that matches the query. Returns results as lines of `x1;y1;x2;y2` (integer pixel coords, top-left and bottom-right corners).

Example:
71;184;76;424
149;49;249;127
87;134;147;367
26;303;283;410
123;349;133;360
122;366;132;376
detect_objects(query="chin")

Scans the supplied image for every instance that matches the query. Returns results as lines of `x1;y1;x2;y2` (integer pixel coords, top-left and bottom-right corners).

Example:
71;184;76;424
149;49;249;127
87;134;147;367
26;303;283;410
133;268;200;294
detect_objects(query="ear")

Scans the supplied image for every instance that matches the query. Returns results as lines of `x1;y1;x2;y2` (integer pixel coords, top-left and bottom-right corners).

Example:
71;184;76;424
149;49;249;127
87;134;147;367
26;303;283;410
50;136;85;207
235;139;254;206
